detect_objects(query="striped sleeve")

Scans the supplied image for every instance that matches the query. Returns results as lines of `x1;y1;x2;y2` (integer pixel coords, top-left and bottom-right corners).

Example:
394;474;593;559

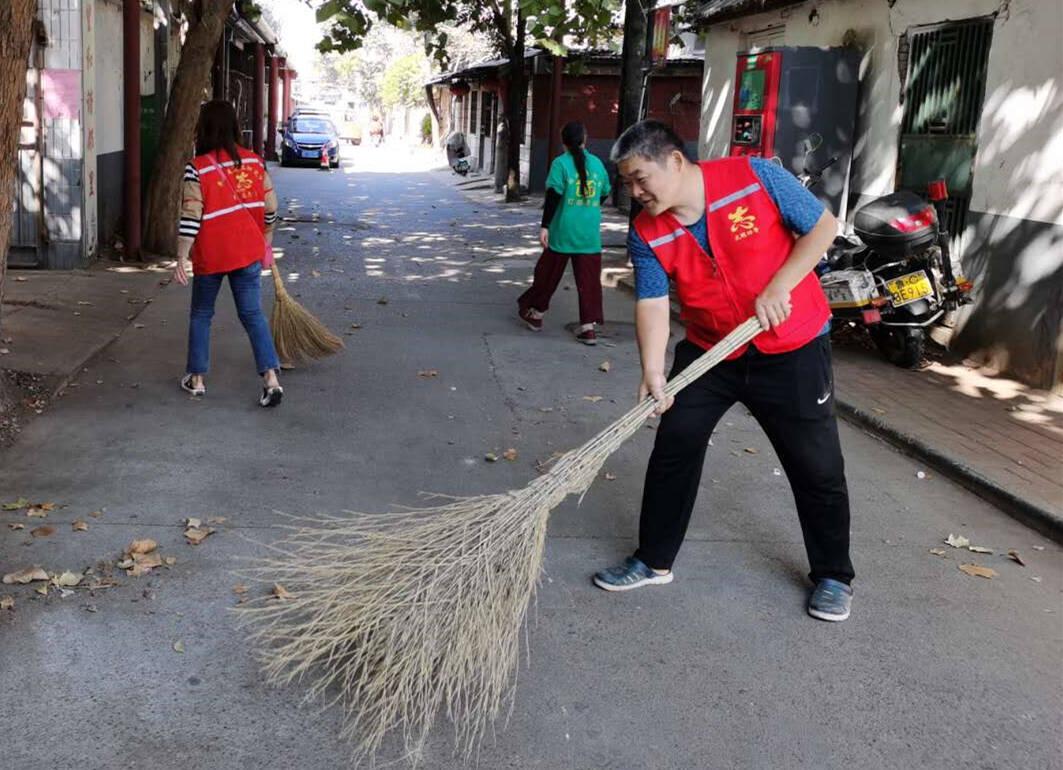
177;164;204;259
263;169;278;234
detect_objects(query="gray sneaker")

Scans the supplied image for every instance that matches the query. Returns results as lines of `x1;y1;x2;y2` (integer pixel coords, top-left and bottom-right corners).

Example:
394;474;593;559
807;578;853;622
593;556;674;592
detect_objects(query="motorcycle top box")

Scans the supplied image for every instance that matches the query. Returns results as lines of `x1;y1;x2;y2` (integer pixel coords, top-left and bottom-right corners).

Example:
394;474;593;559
853;191;938;258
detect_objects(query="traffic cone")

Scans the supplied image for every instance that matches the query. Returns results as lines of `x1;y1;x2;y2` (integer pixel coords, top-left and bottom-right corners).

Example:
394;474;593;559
319;146;330;171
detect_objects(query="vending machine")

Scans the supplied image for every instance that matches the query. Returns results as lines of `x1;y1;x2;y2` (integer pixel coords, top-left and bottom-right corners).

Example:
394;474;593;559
729;47;860;218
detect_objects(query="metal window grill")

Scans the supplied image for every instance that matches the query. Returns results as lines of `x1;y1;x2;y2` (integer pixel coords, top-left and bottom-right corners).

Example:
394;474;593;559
898;16;994;255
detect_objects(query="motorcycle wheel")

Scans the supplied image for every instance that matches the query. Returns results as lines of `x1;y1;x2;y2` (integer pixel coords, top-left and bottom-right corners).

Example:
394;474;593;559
869;325;925;369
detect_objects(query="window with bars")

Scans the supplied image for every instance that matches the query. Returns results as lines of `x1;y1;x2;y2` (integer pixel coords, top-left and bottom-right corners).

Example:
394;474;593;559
469;91;479;135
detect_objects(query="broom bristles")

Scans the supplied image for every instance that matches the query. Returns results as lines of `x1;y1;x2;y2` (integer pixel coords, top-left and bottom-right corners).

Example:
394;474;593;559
236;317;763;765
270;267;344;362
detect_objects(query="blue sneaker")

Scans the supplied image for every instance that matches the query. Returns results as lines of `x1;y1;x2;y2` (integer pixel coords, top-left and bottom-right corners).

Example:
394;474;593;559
807;578;853;622
593;556;674;592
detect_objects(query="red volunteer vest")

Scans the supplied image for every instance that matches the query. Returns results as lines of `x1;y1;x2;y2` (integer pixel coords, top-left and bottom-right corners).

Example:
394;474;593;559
633;157;829;359
190;147;268;275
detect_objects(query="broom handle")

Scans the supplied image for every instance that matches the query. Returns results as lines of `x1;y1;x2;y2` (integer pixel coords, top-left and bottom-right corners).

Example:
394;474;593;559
561;318;764;470
271;264;287;296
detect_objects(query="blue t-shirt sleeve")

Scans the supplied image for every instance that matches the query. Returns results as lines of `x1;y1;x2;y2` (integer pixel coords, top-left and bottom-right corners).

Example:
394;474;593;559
751;157;826;235
628;227;670;299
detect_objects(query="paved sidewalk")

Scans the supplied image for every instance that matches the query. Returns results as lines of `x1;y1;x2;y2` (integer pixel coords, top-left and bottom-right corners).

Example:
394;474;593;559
452;175;1063;541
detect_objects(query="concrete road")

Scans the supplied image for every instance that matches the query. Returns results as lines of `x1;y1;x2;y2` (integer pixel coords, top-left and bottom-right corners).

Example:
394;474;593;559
1;144;1059;770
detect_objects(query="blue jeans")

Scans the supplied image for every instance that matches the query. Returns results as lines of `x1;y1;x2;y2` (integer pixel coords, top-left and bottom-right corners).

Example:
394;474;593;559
186;261;280;376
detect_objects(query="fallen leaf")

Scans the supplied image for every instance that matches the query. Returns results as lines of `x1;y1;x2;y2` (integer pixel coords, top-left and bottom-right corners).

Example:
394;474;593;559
350;323;362;330
377;297;389;305
232;583;249;595
272;584;294;600
8;523;25;530
966;545;994;554
604;472;617;481
958;563;997;579
72;520;89;532
417;369;439;378
34;584;49;596
2;497;30;511
127;539;158;555
484;452;498;463
26;507;50;518
185;517;202;529
1032;545;1046;551
173;640;185;654
582;395;603;403
928;548;947;557
207;517;227;525
311;270;321;277
184;526;215;545
1005;550;1025;566
163;556;177;567
743;447;759;455
945;534;970;549
54;571;82;587
871;407;887;415
77;300;93;306
1030;576;1042;583
0;596;13;610
502;448;518;461
30;525;56;538
89;510;103;518
599;361;611;373
3;566;50;584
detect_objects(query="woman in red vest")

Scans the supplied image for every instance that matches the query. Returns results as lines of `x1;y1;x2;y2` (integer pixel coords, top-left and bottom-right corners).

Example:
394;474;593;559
592;121;855;622
173;100;283;407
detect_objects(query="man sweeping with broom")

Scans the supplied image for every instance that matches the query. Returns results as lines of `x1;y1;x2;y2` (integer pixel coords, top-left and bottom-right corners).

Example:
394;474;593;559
593;121;856;622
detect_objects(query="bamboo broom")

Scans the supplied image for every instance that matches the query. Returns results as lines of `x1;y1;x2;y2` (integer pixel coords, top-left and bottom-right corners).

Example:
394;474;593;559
269;266;344;363
237;317;764;765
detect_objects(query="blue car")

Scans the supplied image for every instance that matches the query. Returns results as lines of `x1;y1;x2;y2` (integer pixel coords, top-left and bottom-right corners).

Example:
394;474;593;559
280;115;340;167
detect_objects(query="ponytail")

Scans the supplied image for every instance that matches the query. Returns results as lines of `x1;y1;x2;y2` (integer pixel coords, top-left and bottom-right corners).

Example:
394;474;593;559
561;121;589;197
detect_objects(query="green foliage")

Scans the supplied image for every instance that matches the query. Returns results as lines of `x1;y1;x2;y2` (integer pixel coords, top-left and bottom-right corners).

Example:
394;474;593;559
380;53;428;109
421;113;433;142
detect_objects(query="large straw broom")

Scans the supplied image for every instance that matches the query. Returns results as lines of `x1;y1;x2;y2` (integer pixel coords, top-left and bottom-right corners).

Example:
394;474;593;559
270;266;344;362
237;317;763;764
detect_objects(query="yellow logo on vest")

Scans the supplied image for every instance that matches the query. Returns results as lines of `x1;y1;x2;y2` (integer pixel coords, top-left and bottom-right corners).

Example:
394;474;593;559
728;205;759;241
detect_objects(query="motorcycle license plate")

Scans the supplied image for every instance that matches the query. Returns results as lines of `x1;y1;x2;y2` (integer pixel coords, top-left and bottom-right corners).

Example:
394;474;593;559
886;271;933;307
823;284;869;308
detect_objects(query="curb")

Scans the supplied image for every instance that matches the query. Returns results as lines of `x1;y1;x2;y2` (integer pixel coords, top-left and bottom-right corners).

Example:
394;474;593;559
613;273;1063;544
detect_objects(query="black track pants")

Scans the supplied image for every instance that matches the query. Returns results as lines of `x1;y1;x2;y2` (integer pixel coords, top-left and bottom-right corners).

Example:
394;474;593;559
634;335;855;585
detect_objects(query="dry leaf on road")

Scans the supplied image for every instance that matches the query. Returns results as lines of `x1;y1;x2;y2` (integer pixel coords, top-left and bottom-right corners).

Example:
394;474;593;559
967;545;994;554
484;452;499;463
184;526;215;545
89;510;103;518
744;447;759;455
72;520;89;532
127;538;158;555
599;361;611;373
8;523;25;530
272;584;294;600
945;533;970;549
3;566;50;584
502;448;518;461
417;369;439;378
1007;550;1026;566
173;640;185;654
958;563;997;579
0;596;13;611
185;517;202;529
233;584;249;595
26;507;51;518
2;498;30;511
30;526;56;538
583;395;603;403
604;472;617;481
54;571;82;587
928;548;947;557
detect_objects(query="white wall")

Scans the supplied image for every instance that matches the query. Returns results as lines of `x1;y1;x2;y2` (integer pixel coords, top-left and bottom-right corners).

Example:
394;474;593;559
94;0;123;155
698;0;1063;227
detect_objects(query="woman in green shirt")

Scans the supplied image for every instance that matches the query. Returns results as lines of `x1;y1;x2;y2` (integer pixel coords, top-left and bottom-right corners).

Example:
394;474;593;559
518;122;612;345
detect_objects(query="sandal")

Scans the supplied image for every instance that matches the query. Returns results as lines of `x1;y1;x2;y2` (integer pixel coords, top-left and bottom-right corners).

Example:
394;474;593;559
180;374;206;397
259;385;283;408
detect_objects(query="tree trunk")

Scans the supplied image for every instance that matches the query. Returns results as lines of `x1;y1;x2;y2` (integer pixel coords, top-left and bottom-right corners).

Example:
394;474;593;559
0;0;37;336
504;9;525;203
141;0;233;257
613;0;647;209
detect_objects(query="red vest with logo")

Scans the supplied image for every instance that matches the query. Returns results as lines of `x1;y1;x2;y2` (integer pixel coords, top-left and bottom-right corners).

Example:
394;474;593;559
190;147;267;275
633;157;829;358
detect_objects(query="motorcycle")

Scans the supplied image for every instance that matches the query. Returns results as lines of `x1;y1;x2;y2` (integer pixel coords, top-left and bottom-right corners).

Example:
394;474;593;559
801;152;974;368
445;131;471;176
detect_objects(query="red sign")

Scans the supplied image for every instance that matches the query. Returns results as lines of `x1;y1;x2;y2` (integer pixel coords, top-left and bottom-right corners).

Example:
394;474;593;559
650;7;671;64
